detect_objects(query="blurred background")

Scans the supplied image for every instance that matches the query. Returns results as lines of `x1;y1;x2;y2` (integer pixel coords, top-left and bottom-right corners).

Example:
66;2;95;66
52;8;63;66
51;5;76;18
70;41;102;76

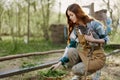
0;0;119;56
0;0;120;80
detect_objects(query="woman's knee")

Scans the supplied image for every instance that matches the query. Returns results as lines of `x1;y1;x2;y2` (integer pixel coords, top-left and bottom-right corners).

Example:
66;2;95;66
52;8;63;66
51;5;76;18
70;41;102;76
72;63;85;75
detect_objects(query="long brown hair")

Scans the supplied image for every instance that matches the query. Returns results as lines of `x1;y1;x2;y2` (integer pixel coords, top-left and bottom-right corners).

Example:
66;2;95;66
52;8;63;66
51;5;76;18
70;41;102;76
66;3;93;44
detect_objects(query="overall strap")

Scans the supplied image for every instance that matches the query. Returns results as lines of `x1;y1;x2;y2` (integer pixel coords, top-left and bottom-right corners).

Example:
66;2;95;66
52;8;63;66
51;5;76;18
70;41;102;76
75;27;86;48
75;27;95;80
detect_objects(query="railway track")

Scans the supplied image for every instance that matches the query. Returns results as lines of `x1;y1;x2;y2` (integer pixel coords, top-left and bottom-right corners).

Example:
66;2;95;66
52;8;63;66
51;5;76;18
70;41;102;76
0;44;120;79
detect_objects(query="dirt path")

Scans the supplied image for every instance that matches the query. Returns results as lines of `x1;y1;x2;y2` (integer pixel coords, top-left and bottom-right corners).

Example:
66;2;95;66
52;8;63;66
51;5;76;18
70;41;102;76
101;55;120;80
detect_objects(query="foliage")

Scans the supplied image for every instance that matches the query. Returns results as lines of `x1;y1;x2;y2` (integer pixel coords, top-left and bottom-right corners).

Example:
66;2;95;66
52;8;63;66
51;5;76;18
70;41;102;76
39;69;67;78
21;61;36;68
110;30;120;44
0;36;66;57
104;45;115;53
0;0;65;40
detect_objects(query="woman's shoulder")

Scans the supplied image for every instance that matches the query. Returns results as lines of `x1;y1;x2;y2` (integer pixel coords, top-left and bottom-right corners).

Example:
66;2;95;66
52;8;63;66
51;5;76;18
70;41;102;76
86;20;104;31
88;20;103;29
90;20;102;25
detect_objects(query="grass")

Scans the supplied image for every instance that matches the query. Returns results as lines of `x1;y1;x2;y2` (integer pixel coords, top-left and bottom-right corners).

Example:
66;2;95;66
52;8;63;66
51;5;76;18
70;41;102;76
0;36;119;80
0;36;66;57
21;61;36;68
0;36;118;57
104;45;115;53
38;69;67;78
109;29;120;44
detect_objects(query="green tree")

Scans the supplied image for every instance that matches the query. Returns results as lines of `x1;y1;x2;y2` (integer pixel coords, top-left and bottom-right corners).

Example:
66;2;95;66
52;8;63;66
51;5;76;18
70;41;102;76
102;0;120;42
0;0;5;40
40;0;55;40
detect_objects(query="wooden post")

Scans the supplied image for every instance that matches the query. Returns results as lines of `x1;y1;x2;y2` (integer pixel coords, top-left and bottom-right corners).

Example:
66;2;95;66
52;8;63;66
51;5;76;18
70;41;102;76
89;3;95;17
82;3;95;17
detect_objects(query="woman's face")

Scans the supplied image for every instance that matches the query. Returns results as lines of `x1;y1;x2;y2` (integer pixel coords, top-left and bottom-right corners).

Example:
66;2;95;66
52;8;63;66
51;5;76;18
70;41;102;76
67;10;77;23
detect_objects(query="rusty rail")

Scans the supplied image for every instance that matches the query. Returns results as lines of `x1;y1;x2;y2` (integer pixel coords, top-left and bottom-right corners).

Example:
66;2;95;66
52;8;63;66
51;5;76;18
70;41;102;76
0;44;119;62
0;49;64;61
106;49;120;57
0;48;120;79
106;44;120;49
0;61;58;78
0;49;64;78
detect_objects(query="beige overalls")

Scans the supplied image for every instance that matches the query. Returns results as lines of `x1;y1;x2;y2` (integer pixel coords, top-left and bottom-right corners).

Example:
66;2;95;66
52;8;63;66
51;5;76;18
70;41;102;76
67;28;106;76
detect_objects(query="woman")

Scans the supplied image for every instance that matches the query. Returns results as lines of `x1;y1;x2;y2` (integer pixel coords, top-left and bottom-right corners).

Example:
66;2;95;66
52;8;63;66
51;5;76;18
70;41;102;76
51;3;108;80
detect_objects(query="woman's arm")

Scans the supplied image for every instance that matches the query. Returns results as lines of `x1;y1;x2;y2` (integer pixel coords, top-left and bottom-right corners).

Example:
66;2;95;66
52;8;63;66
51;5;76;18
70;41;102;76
50;46;69;70
85;21;109;44
51;61;62;70
84;33;105;43
51;40;78;70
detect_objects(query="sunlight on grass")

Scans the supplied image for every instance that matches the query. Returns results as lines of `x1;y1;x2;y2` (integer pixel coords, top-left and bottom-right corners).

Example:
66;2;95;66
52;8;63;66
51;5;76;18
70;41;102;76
0;36;66;57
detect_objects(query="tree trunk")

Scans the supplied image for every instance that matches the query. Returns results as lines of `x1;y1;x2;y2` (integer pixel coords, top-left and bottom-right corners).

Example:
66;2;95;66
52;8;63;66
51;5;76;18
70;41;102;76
58;1;61;23
0;8;4;40
40;0;50;40
17;6;21;37
27;0;30;44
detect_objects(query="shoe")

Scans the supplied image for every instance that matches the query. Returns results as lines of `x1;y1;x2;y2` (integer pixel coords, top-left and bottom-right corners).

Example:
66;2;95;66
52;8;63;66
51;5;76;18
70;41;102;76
71;75;81;80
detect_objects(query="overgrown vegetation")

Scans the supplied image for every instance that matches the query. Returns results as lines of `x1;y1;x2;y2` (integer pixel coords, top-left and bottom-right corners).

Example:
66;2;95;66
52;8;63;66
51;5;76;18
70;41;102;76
0;37;66;57
21;61;36;68
0;36;118;57
39;69;67;78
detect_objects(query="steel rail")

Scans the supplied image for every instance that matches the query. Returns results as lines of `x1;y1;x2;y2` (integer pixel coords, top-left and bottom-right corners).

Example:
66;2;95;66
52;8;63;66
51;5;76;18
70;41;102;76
0;44;119;61
0;49;64;61
0;48;119;78
0;61;58;78
106;49;120;57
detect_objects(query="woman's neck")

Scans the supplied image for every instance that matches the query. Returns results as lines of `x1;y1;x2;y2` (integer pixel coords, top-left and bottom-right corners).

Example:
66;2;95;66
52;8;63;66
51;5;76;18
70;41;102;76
76;21;86;27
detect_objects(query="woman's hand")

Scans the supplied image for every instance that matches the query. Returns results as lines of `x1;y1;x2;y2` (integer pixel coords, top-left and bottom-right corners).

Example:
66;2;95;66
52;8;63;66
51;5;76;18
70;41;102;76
50;61;62;70
85;32;105;43
84;33;95;42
